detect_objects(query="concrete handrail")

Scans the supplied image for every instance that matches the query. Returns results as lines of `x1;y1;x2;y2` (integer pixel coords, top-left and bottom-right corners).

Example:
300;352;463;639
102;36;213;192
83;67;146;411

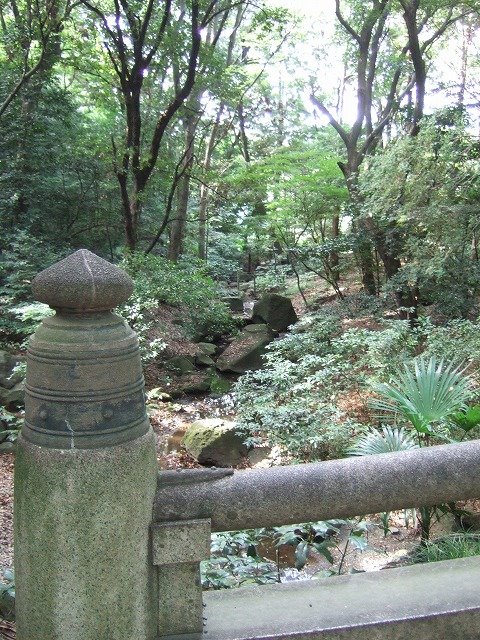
155;439;480;531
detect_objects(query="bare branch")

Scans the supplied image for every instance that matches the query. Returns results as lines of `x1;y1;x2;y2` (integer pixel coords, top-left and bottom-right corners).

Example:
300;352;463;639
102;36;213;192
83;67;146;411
310;94;350;147
335;0;361;45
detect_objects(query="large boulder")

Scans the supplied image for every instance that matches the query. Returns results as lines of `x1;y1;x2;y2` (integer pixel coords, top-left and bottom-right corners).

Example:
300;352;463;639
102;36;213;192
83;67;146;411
196;342;217;356
182;418;247;467
215;324;275;373
251;293;298;332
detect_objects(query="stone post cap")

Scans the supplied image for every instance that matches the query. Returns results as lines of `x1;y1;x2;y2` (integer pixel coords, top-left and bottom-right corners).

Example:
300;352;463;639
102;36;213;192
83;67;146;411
32;249;134;311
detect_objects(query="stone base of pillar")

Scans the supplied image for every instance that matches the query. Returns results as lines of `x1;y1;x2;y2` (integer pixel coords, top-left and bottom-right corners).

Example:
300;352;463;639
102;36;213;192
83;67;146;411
14;429;158;640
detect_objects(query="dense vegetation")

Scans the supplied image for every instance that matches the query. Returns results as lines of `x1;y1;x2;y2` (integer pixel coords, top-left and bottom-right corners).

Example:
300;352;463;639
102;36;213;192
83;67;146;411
3;0;480;599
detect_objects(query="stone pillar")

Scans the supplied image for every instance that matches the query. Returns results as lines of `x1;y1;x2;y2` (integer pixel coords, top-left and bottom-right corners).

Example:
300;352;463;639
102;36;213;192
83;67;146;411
14;250;158;640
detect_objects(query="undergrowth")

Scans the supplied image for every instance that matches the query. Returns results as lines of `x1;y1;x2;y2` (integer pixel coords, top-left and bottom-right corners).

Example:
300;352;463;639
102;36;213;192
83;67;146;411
235;301;480;462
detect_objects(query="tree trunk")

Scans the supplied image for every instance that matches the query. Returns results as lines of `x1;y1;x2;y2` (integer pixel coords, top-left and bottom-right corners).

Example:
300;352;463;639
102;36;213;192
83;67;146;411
168;106;197;261
330;214;340;282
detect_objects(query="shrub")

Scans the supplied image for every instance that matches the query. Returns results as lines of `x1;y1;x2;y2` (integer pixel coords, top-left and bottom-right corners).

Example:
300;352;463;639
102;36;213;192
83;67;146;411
423;319;480;370
0;232;68;346
121;252;236;342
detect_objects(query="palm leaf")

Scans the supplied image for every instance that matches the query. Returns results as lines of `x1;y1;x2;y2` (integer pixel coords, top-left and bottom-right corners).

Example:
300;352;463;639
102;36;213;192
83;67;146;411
371;356;471;434
348;426;419;456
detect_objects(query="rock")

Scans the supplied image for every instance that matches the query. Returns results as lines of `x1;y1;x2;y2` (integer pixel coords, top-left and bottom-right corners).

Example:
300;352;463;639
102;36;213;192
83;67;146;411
197;342;217;356
221;296;244;313
164;356;196;374
0;381;25;408
0;585;15;621
215;324;275;373
182;418;247;467
161;371;214;397
209;373;234;395
195;353;215;367
243;323;273;334
0;350;25;389
251;293;298;332
146;388;172;402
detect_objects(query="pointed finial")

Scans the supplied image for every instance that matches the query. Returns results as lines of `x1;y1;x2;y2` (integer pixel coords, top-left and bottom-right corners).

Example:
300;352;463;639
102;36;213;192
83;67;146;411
32;249;133;311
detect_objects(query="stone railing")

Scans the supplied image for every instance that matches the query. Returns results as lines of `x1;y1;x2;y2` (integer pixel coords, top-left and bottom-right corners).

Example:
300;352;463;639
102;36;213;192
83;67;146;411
14;251;480;640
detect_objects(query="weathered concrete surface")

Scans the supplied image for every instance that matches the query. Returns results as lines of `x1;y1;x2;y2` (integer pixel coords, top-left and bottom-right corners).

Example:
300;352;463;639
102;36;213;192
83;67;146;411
202;556;480;640
153;520;211;637
14;430;158;640
155;440;480;531
15;250;158;640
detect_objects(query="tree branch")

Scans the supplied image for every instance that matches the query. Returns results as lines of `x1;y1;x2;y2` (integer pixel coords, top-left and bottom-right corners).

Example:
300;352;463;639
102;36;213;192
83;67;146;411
310;94;350;147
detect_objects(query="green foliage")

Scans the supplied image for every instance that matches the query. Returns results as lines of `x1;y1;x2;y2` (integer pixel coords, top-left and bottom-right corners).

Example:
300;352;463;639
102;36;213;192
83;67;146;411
451;405;480;434
273;521;339;570
235;309;420;461
254;263;291;296
0;233;67;346
371;356;472;436
412;533;480;564
348;426;419;456
201;518;370;589
0;567;15;621
423;319;480;369
360;118;480;316
121;252;235;342
201;531;277;589
0;407;22;450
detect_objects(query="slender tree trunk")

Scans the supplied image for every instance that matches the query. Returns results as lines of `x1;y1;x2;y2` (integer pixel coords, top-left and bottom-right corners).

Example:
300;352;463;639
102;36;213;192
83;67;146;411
168;105;197;261
330;214;340;282
339;159;377;295
198;106;223;259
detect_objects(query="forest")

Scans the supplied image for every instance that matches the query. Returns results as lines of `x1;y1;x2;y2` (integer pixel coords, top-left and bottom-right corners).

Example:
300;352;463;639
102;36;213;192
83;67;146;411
3;0;480;623
1;0;480;311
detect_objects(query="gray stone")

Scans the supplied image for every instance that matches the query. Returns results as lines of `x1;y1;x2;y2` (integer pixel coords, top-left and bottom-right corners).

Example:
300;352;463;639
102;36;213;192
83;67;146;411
0;380;24;408
215;324;275;373
151;520;211;565
182;418;247;467
32;249;133;311
252;293;298;332
164;355;196;374
202;556;480;640
160;370;214;397
152;519;211;636
197;342;217;356
243;322;273;334
15;431;158;640
154;440;480;532
195;353;215;367
0;350;25;389
15;250;158;640
221;296;244;313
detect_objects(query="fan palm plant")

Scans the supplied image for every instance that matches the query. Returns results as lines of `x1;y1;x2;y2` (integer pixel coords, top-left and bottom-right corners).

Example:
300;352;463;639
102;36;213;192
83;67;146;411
371;356;471;436
348;426;419;456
